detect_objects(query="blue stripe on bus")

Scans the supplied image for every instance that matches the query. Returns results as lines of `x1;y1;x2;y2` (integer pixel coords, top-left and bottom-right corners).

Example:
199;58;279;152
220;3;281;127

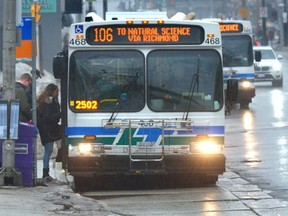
66;127;120;135
66;126;225;136
223;73;254;79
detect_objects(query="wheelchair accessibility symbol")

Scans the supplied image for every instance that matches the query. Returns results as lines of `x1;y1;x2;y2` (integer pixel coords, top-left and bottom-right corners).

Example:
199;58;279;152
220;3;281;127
75;25;83;34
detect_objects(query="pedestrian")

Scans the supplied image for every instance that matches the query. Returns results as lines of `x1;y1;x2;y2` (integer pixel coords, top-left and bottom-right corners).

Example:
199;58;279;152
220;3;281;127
36;83;61;180
15;73;32;123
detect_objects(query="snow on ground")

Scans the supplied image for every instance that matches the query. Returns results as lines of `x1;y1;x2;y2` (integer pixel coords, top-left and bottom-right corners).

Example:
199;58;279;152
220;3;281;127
1;62;60;95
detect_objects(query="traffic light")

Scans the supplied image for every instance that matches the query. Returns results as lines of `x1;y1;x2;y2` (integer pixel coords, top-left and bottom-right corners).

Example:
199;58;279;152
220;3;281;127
65;0;83;14
31;3;41;22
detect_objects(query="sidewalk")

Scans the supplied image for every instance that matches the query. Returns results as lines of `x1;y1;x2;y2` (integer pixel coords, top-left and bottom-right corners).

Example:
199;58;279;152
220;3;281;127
0;159;110;216
271;42;288;52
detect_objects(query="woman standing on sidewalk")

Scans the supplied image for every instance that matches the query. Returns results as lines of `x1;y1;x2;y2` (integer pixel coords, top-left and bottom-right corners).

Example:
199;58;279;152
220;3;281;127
37;83;61;180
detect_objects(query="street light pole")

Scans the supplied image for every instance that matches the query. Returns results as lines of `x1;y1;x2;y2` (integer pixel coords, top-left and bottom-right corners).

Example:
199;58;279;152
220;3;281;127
103;0;107;20
284;0;288;46
262;0;268;45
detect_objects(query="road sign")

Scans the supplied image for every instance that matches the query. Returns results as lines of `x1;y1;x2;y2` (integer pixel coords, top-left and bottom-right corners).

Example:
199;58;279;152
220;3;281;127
239;7;249;19
22;0;56;13
260;7;268;18
16;17;37;59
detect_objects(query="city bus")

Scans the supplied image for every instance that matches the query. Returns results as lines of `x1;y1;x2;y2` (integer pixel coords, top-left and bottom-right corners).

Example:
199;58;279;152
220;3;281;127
219;20;257;109
53;12;225;191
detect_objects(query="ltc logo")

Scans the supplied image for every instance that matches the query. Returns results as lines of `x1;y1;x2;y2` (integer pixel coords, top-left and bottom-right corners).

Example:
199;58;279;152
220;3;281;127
75;25;83;34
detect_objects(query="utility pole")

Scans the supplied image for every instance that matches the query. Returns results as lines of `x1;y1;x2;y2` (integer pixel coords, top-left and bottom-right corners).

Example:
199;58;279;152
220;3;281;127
2;0;16;100
0;0;22;186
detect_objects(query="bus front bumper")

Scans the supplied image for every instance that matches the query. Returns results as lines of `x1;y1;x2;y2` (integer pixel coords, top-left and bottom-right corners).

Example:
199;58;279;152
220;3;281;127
68;154;226;177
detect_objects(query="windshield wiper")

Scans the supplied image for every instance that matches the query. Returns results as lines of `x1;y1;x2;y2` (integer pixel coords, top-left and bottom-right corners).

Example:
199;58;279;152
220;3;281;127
183;55;200;121
107;72;139;123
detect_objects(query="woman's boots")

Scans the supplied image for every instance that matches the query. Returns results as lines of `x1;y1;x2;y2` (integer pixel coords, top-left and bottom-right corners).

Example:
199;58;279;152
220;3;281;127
42;168;53;181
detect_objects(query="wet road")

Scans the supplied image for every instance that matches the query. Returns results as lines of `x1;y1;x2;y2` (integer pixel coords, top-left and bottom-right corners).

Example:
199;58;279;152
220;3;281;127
81;170;288;215
225;47;288;201
79;47;288;215
82;170;288;216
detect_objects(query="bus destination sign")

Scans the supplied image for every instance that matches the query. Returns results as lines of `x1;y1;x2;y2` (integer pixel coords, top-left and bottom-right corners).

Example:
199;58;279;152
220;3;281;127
85;24;204;45
219;23;243;33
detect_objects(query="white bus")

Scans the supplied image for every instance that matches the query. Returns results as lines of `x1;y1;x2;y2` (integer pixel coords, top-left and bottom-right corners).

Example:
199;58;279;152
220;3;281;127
218;20;260;109
53;12;225;191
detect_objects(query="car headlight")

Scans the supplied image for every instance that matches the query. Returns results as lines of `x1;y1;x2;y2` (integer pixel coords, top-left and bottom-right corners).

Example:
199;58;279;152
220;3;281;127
272;63;281;71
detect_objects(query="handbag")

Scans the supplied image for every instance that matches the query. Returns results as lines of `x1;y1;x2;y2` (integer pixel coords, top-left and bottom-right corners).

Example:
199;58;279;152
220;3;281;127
47;124;62;141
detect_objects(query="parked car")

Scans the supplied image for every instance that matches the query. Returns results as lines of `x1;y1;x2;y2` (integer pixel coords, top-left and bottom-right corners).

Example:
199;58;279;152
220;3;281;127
253;46;283;87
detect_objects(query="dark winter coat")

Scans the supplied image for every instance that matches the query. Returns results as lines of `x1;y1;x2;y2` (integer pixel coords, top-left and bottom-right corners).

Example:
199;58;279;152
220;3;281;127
37;97;61;144
15;82;32;122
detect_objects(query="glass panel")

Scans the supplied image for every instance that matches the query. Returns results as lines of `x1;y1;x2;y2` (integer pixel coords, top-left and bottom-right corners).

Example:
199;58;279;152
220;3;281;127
222;35;253;67
69;50;145;112
147;50;223;112
260;50;276;59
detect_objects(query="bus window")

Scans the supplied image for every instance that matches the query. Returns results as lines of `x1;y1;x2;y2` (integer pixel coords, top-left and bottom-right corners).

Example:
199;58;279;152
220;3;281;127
69;50;145;112
147;49;223;112
222;35;253;67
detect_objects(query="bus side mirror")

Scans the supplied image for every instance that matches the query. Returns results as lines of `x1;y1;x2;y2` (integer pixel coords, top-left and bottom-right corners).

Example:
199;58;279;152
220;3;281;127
53;51;68;79
254;50;261;62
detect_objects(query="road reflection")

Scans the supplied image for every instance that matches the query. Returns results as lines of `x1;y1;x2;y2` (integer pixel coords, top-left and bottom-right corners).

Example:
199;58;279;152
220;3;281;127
242;111;253;130
278;136;288;175
241;110;260;167
271;89;284;119
225;49;288;201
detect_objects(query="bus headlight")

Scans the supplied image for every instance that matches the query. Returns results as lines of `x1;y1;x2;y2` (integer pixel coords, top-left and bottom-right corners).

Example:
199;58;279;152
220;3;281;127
79;143;92;154
69;143;104;157
197;141;222;154
190;135;223;154
241;80;251;88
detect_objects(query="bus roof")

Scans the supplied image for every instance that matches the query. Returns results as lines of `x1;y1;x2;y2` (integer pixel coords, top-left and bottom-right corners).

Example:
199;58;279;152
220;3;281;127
106;11;168;21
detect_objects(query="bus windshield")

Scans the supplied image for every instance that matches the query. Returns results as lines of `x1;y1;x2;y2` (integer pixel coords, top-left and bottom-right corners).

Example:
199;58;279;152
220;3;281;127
147;50;223;112
222;35;253;67
69;49;223;112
